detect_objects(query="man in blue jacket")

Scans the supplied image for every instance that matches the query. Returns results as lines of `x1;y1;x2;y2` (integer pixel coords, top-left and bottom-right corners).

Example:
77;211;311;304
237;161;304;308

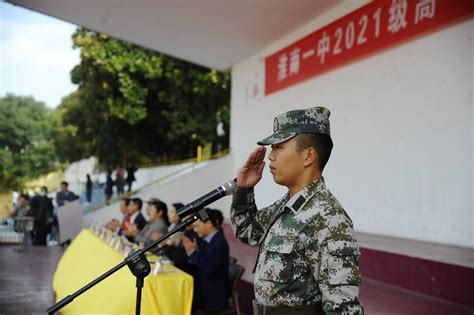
183;208;230;312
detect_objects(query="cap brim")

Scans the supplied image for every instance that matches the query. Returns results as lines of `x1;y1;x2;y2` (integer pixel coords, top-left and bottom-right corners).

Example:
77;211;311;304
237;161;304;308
257;132;297;145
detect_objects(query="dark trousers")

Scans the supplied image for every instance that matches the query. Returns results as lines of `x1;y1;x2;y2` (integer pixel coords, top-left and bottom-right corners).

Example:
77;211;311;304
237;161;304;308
33;225;48;246
86;188;92;202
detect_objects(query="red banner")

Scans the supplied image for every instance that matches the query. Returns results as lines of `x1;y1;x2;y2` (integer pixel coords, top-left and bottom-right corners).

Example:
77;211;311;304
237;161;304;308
265;0;474;95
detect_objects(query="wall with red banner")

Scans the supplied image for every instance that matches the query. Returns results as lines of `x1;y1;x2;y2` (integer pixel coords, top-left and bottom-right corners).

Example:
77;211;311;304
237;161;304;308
265;0;473;95
230;0;473;248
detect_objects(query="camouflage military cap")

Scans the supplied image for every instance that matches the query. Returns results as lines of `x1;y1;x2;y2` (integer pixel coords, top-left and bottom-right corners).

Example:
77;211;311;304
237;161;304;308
257;106;331;145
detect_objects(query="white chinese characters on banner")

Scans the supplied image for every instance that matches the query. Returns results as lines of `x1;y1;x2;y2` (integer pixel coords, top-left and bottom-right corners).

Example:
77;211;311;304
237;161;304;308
277;53;288;82
317;32;330;63
415;0;436;24
302;49;315;59
388;0;408;33
274;0;440;82
267;0;470;94
289;48;301;76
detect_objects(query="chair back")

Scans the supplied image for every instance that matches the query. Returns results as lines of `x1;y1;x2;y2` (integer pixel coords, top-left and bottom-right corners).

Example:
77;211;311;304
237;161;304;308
208;263;245;315
228;263;245;309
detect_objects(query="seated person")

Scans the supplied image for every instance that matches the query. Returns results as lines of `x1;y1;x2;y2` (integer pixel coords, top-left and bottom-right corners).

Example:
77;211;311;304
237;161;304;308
183;208;229;312
122;198;147;242
134;198;169;244
159;205;198;273
165;202;184;246
106;198;131;233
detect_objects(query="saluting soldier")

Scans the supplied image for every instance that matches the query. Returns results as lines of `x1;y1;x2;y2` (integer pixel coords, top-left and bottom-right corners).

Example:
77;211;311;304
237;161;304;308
231;106;364;314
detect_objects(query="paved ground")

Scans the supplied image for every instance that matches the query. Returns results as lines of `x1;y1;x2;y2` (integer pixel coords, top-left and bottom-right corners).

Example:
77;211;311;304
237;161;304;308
0;245;64;314
0;245;473;315
360;277;473;315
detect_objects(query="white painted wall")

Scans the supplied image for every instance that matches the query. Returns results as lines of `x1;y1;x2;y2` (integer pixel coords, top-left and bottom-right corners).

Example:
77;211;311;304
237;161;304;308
230;2;473;248
63;157;194;196
136;155;234;217
85;156;234;224
63;156;98;195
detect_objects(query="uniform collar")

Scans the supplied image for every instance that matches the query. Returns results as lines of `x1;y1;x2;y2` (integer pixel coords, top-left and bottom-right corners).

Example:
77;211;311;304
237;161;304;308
285;176;326;214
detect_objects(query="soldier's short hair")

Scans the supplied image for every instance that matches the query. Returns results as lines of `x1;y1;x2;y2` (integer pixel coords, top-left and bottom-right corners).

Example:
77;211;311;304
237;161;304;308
295;133;333;171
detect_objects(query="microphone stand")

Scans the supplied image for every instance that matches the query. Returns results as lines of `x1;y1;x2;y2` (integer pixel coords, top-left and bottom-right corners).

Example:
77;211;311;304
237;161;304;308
47;209;209;315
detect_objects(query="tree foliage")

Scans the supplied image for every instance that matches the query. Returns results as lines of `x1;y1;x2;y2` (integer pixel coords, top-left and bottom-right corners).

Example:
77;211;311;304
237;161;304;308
0;94;57;192
53;29;231;167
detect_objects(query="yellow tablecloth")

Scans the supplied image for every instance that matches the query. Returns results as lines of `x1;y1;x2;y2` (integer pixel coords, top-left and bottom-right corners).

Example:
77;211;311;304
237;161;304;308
52;229;193;315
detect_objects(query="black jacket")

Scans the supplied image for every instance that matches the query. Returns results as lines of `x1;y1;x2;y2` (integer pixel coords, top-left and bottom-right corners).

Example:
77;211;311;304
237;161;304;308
132;212;147;231
189;230;229;312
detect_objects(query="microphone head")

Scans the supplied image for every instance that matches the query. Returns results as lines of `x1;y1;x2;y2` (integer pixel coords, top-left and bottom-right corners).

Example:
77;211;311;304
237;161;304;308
222;179;238;196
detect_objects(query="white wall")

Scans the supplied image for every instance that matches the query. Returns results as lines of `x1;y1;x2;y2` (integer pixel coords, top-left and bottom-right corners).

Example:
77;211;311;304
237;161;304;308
63;156;98;195
85;156;234;224
230;2;473;248
63;157;194;197
137;155;234;217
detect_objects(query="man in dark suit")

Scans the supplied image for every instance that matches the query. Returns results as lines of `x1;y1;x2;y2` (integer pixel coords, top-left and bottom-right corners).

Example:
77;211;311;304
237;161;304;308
122;198;147;242
31;186;54;246
183;208;230;312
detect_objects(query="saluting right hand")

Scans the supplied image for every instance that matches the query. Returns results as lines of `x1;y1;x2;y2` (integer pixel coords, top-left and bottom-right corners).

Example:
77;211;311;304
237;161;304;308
237;146;267;188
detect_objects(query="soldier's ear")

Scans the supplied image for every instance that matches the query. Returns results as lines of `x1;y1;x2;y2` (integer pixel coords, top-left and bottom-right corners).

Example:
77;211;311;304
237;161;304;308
303;146;318;167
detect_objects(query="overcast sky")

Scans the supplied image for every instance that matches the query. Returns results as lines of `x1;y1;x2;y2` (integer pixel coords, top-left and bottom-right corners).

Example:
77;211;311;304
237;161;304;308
0;2;80;108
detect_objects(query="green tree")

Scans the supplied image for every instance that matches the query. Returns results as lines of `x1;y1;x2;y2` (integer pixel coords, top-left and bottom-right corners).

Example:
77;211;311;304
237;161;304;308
0;94;57;192
53;29;230;167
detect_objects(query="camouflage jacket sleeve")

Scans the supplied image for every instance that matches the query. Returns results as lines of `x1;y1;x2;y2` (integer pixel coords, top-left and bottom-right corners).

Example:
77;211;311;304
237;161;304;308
230;187;282;246
315;236;364;314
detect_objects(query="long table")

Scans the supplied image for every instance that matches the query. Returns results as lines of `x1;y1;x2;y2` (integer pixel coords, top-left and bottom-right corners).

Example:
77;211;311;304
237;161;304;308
52;229;193;314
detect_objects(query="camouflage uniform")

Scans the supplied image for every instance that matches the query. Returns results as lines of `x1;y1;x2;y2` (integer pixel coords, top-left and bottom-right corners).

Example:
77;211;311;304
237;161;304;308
231;107;364;314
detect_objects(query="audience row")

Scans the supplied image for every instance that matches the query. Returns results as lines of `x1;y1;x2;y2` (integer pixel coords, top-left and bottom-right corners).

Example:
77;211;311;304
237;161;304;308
105;197;230;313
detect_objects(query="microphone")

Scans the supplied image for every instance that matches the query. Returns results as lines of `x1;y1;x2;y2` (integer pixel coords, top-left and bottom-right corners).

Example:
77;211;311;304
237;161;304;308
176;179;237;219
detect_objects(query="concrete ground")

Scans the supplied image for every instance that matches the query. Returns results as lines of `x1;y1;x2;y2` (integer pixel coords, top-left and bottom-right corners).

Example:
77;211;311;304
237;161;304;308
0;244;472;315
